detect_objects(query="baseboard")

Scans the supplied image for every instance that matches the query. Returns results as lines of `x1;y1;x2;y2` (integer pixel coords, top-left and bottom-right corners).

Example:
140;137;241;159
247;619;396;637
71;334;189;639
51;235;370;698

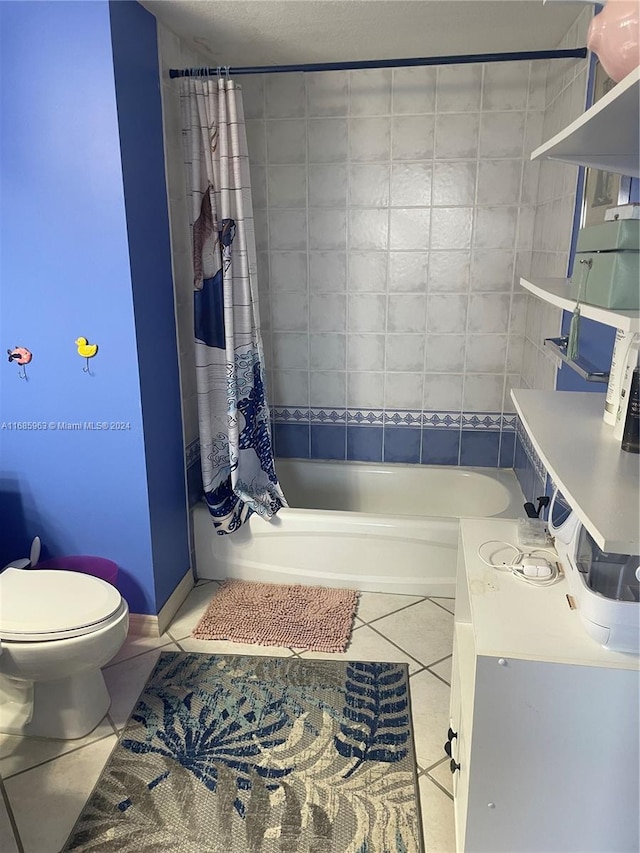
128;568;195;637
128;613;161;638
157;567;195;635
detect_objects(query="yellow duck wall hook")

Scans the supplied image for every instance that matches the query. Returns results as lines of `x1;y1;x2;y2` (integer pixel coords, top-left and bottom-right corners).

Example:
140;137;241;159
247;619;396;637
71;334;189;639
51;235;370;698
75;337;99;373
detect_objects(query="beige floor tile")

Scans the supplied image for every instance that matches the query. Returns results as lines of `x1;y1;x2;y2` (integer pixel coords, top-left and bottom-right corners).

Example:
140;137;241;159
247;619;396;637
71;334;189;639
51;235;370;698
419;775;456;852
299;623;423;673
356;591;425;623
431;597;455;615
102;644;180;730
428;758;454;797
106;629;176;666
5;735;117;853
0;717;114;780
0;794;19;853
430;655;452;685
177;637;296;657
374;599;454;667
165;582;220;640
408;670;451;769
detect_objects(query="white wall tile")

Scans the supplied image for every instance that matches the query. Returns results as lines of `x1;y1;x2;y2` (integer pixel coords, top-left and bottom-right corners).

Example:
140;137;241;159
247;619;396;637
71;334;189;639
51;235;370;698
268;164;307;207
393;67;436;114
389;208;431;251
477;160;522;206
273;333;309;369
266;73;305;118
427;295;468;334
307;71;348;116
425;335;466;372
270;252;308;292
483;61;529;111
467;293;510;333
347;371;385;407
310;251;346;292
388;294;427;333
309;165;348;208
386;335;425;371
310;370;346;406
270;210;307;250
308;118;348;162
271;292;308;331
390;163;432;207
239;75;265;119
310;334;346;370
423;373;464;411
437;64;482;112
385;373;424;409
347;334;385;371
434;114;479;159
350;68;392;116
479;112;526;158
388;253;429;292
266;120;306;163
349;164;390;207
272;369;309;405
349;252;388;292
245;120;266;163
474;207;518;249
466;334;508;372
349;209;389;251
391;115;435;160
309;209;347;250
469;250;514;292
310;293;347;332
432;161;477;206
428;251;470;293
348;294;387;332
350;118;391;161
463;374;505;412
430;208;473;250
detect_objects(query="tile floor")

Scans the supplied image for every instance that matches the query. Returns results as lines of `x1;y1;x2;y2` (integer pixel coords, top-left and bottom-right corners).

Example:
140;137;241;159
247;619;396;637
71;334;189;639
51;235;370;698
0;581;456;853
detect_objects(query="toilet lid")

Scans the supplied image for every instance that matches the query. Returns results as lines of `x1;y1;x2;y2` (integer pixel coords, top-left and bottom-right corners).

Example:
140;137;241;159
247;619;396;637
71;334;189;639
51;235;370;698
0;568;123;641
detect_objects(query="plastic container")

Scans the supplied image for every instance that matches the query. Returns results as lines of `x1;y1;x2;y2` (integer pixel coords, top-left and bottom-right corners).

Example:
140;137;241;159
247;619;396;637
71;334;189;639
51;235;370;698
34;556;119;587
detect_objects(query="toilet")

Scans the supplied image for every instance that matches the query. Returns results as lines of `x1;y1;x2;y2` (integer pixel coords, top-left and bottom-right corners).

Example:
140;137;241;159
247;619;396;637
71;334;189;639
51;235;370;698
0;567;129;739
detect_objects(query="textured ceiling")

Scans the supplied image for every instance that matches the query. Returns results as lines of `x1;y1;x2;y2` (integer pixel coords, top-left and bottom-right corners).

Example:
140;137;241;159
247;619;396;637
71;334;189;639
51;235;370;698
141;1;586;68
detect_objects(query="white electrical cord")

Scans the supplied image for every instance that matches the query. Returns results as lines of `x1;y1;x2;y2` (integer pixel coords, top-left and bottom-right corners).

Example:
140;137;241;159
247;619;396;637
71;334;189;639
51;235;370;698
477;540;562;587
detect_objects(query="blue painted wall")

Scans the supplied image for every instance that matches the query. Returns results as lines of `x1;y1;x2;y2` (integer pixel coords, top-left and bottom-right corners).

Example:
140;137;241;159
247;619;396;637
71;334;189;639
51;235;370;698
0;1;189;613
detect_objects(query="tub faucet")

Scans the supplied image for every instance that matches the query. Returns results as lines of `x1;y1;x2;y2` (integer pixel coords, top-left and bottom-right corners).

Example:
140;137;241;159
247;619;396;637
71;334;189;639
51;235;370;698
523;496;550;518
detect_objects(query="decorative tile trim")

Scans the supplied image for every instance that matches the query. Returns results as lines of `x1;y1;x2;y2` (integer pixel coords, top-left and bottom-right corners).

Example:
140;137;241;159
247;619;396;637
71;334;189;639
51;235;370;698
272;407;310;422
346;409;384;425
273;407;511;430
383;410;423;427
516;418;547;482
461;413;503;431
185;438;200;467
309;407;347;423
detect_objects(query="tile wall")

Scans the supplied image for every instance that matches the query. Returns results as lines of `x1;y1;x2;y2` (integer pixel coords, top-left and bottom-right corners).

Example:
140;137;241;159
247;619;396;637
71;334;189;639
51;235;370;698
515;6;592;501
243;59;551;467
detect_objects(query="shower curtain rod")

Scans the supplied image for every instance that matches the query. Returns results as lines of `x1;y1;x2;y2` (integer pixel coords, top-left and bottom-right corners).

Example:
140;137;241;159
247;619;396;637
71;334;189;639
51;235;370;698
169;47;587;78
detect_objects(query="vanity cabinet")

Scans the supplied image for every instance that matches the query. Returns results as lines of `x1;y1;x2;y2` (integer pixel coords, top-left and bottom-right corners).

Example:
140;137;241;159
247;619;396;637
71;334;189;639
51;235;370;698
449;518;639;853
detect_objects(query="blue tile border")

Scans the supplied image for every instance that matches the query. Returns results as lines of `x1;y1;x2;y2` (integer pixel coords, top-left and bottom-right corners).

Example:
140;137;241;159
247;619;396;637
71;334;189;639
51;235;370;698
460;430;500;467
274;422;310;458
384;426;422;464
347;425;383;462
311;423;346;460
421;428;460;465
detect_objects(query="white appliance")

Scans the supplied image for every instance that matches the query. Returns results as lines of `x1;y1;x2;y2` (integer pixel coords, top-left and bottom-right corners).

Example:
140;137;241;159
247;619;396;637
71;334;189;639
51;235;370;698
549;489;640;654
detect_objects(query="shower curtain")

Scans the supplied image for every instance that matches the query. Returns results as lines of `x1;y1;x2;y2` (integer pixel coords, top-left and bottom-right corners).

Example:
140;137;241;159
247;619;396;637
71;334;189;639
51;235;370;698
180;76;286;533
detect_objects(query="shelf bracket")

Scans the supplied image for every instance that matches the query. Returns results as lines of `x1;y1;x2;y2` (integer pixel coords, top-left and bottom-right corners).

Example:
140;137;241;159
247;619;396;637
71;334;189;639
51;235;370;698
544;336;610;383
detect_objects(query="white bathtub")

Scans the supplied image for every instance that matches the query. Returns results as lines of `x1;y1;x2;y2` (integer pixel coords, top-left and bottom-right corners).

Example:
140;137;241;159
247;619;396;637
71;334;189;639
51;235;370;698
194;460;525;597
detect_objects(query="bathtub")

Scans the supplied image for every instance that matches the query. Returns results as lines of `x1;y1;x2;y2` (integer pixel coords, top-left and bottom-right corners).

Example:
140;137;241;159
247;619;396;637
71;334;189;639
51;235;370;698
194;460;524;597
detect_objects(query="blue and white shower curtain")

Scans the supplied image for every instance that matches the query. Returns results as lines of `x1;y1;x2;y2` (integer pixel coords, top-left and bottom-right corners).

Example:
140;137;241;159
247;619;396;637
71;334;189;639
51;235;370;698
180;76;286;533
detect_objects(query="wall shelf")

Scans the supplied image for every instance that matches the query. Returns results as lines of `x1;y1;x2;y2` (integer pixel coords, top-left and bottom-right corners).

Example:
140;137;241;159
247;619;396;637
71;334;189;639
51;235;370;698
543;336;609;382
530;66;640;177
520;276;640;332
511;389;640;554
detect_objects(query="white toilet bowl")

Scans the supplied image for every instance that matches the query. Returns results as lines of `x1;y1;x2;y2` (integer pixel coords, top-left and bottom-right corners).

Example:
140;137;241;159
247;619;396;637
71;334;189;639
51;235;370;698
0;567;129;739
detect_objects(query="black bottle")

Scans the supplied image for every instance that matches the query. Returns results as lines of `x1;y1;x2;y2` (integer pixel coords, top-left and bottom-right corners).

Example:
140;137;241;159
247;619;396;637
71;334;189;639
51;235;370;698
621;368;640;454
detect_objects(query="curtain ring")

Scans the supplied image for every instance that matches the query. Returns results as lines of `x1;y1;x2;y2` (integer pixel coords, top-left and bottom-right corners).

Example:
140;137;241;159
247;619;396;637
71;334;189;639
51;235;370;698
225;65;230;80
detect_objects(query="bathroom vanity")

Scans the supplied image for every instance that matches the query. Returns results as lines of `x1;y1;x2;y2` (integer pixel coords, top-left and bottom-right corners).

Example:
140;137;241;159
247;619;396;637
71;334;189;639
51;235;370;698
449;518;639;853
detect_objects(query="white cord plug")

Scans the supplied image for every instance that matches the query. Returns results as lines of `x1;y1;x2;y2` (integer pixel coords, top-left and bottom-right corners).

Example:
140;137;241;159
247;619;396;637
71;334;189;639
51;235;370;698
477;540;561;587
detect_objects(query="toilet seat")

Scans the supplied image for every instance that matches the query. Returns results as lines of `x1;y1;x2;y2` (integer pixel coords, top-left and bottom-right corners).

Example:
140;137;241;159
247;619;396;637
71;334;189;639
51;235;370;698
0;568;125;642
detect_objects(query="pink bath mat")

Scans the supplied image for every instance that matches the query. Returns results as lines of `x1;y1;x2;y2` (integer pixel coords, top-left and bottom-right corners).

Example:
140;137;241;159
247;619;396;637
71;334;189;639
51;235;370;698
191;579;359;652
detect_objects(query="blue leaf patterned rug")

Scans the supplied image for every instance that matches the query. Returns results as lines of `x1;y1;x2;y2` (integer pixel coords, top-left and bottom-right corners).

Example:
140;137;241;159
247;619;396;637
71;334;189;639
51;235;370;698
62;652;424;852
